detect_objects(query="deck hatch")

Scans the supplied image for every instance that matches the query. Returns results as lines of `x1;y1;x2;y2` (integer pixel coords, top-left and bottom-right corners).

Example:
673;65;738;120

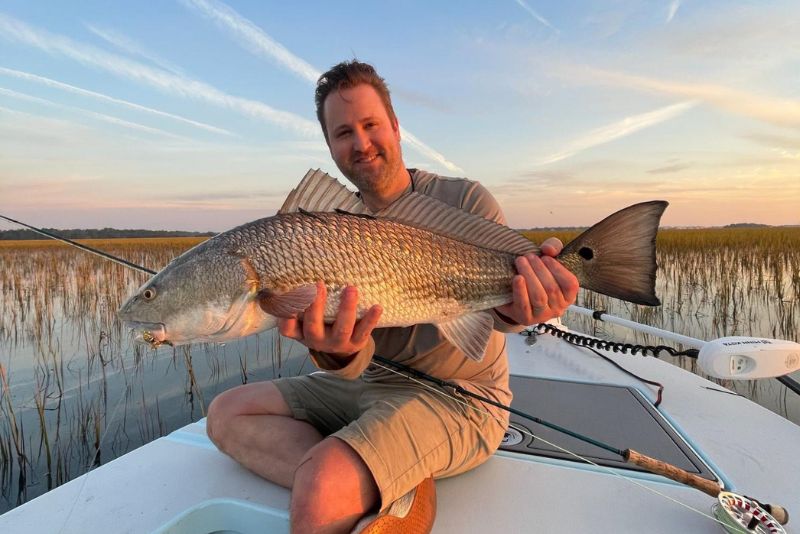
499;375;718;481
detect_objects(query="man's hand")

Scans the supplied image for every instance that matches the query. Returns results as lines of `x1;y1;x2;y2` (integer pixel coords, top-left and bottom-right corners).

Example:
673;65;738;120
495;237;579;325
277;282;382;358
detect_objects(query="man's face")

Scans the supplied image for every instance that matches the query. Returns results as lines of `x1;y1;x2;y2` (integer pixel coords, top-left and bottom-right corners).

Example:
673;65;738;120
323;84;403;195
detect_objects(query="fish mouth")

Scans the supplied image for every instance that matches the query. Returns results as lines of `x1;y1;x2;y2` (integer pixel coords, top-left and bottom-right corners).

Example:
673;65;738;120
124;321;172;349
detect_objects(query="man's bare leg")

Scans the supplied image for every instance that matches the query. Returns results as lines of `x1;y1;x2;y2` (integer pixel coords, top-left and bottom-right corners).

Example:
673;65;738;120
207;381;323;487
291;437;380;534
207;382;380;533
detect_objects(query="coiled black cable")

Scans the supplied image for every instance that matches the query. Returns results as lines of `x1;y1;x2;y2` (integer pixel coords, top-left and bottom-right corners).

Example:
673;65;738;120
528;322;700;359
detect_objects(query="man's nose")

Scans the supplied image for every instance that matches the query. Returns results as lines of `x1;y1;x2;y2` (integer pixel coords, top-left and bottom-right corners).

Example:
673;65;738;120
353;129;371;151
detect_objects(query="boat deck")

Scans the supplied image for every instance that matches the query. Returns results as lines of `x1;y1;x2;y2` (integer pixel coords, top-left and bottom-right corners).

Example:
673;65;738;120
2;325;798;533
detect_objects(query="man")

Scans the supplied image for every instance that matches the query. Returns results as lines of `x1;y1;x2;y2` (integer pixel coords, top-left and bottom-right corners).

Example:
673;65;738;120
206;60;579;533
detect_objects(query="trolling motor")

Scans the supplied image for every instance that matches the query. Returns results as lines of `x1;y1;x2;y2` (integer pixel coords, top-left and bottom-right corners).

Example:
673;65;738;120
698;337;800;380
564;305;800;381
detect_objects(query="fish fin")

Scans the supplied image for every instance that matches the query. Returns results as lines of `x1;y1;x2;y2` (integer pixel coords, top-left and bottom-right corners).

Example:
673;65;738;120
435;312;494;361
376;193;538;256
280;169;368;215
257;285;318;318
560;200;668;306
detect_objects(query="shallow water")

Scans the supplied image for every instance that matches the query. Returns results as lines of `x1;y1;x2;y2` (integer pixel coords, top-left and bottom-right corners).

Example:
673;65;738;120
0;236;798;513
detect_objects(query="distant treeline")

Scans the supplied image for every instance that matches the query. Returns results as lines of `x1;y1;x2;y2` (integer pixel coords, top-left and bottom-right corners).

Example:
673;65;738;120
0;228;216;240
723;223;771;228
524;223;790;231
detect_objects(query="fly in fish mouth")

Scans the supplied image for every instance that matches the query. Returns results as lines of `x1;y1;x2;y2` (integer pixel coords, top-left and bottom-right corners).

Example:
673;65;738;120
126;322;171;349
142;330;173;349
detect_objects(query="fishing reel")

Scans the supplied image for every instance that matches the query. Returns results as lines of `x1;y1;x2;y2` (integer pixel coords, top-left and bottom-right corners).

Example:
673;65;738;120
713;492;787;534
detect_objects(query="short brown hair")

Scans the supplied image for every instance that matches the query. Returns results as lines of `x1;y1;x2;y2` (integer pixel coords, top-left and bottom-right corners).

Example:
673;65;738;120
315;60;397;141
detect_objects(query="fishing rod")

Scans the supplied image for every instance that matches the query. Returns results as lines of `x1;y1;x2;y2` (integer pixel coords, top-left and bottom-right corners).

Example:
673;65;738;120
0;214;156;275
2;214;794;530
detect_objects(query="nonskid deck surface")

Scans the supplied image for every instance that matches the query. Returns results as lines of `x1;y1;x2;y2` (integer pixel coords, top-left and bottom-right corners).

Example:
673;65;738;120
1;327;798;533
499;375;718;482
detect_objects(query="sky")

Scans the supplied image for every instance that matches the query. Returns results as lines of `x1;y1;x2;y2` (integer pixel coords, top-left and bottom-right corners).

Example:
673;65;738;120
0;0;798;231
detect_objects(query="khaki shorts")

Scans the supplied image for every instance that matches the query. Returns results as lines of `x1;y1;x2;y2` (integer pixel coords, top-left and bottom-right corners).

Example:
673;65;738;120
273;372;508;509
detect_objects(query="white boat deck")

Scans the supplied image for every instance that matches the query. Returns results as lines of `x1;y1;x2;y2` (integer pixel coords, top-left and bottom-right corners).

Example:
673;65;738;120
2;326;798;533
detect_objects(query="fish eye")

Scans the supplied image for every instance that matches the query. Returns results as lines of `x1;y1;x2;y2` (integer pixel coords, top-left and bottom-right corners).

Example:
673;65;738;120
142;287;157;300
579;247;594;260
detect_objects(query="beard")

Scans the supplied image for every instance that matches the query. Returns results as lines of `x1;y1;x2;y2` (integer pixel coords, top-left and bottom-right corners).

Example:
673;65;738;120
338;144;405;197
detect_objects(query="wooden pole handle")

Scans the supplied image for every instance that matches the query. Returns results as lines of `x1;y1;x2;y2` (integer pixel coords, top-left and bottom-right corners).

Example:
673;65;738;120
623;448;722;497
624;449;789;525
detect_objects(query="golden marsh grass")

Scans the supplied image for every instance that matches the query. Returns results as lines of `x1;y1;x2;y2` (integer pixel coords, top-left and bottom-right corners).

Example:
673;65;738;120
1;228;799;512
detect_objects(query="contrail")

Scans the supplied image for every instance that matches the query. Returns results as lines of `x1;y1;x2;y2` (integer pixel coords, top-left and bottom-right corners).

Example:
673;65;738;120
84;23;186;76
399;129;463;174
179;0;464;173
513;0;559;32
0;13;319;137
178;0;319;83
0;66;233;136
538;100;697;165
666;0;682;23
0;86;192;140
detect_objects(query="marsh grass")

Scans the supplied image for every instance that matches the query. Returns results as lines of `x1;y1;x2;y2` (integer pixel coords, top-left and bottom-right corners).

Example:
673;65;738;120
0;237;309;513
1;229;799;512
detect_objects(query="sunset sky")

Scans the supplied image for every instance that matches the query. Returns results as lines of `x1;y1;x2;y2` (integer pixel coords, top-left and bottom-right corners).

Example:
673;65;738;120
1;0;798;231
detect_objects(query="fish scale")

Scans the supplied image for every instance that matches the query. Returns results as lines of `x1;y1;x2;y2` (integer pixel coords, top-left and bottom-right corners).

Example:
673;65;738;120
236;212;516;326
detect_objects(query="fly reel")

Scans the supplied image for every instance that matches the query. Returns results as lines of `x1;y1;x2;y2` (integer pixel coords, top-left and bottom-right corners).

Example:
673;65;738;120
712;492;786;534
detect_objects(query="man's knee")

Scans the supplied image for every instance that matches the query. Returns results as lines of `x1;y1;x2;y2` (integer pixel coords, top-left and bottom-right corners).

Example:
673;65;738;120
206;381;291;445
292;437;379;529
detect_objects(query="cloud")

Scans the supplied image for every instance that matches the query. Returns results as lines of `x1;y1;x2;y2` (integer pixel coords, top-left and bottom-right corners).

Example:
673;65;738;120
0;13;319;137
537;100;697;165
0;66;233;136
743;132;800;150
178;0;463;173
647;163;691;174
84;23;186;76
567;65;800;129
391;88;453;114
513;0;559;32
0;87;190;140
169;189;286;201
666;1;681;23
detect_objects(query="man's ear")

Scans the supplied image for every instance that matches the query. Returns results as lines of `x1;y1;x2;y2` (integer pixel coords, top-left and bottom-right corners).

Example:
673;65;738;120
392;117;401;140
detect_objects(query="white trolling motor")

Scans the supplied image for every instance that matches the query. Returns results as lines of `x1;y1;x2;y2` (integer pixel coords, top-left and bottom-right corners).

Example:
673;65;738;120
698;336;800;380
566;305;800;380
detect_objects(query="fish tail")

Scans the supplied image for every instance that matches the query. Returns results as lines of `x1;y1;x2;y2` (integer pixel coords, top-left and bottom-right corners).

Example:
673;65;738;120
559;200;668;306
